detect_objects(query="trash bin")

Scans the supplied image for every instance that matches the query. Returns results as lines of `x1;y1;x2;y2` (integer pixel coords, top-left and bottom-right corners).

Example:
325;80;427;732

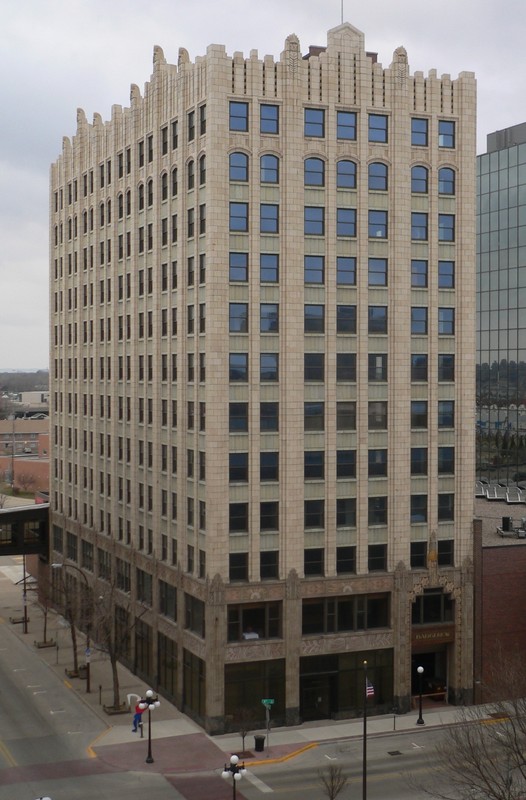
254;735;265;752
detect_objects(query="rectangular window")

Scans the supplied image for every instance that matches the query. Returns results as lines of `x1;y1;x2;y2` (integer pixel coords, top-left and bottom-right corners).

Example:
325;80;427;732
261;253;279;282
369;211;387;239
229;502;249;533
229;402;248;432
337;449;356;478
438;354;455;381
260;402;279;432
304;353;325;382
304;255;325;284
368;497;388;526
337;208;357;237
260;204;279;233
411;259;428;288
229;452;248;482
305;499;324;529
260;353;279;381
368;448;387;477
337;498;356;527
230;101;249;132
411;307;428;335
229;353;248;382
368;114;388;143
304;548;325;577
337;305;357;333
336;352;356;382
368;353;387;382
438;494;455;521
260;104;279;134
438;308;455;335
337;110;357;140
304;304;324;333
304;108;325;137
260;551;279;580
411;212;428;241
337;401;356;431
411;354;428;381
438;446;455;475
411;118;428;146
304;206;325;235
260;451;279;481
411;447;428;476
229;202;248;232
439;120;455;148
438;260;455;288
411;542;427;569
336;256;356;286
304;401;325;432
229;302;248;333
260;501;279;531
438;400;455;428
437;539;454;565
260;304;278;332
336;546;356;574
368;401;387;430
304;451;324;480
411;400;428;428
438;214;455;242
229;553;249;582
368;306;387;334
229;252;248;282
368;257;388;286
411;494;428;523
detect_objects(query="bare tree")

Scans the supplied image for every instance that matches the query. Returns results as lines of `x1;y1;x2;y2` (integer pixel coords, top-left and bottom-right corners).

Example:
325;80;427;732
0;493;6;509
233;706;258;755
16;472;37;493
318;764;348;800
419;654;526;800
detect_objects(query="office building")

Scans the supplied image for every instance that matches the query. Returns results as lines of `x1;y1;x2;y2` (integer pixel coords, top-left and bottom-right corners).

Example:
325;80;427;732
49;24;476;732
477;123;526;485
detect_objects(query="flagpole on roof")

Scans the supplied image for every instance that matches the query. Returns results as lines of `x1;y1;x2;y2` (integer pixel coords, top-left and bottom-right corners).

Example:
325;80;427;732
363;659;367;800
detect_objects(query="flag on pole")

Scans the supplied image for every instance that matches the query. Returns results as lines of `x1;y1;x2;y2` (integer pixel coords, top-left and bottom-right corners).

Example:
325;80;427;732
366;678;375;698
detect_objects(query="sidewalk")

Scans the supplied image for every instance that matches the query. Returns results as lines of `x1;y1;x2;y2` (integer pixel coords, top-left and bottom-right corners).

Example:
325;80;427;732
1;563;466;774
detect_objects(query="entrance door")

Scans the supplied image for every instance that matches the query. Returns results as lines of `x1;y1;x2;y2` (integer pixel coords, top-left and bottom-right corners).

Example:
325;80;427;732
300;675;334;720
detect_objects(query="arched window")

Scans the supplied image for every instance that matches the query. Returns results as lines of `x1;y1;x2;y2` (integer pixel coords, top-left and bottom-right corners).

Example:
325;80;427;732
161;172;168;201
125;190;131;216
187;160;195;190
368;162;388;191
337;160;357;189
229;152;248;182
171;167;178;197
304;157;325;187
411;165;428;193
138;183;144;211
438;167;455;195
260;154;279;184
147;179;153;207
199;155;206;185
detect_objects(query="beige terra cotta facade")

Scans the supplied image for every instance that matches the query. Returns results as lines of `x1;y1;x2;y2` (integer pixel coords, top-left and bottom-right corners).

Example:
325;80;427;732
49;23;476;732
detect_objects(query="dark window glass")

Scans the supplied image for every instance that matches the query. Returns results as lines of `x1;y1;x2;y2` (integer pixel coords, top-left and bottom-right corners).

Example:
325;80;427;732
304;108;325;137
229;452;248;482
304;353;325;382
411;494;428;523
305;499;324;528
336;352;356;382
229;353;248;382
260;303;279;332
368;401;387;430
411;447;428;476
304;304;324;333
229;503;249;532
304;157;325;186
336;257;356;286
304;451;324;480
411;307;428;335
230;101;249;132
260;104;279;134
337;305;357;333
368;449;387;477
368;496;388;526
260;253;279;282
438;167;455;195
336;401;356;431
260;353;279;381
304;401;325;431
411;542;427;569
260;501;279;530
411;212;428;241
336;545;356;574
438;354;455;381
337;498;356;527
438;308;455;335
304;548;324;576
439;120;455;148
368;542;387;569
438;446;455;474
411;259;428;288
368;114;388;143
368;353;387;381
368;162;388;190
229;302;248;333
336;449;356;478
411;118;428;146
411;165;428;193
260;402;279;432
229;552;248;581
438;401;454;428
368;306;388;334
411;400;428;428
411;354;428;381
368;257;388;285
438;214;455;241
437;539;454;565
438;494;455;521
438;260;455;288
337;111;357;140
337;160;357;188
260;550;279;579
229;252;248;282
229;152;248;181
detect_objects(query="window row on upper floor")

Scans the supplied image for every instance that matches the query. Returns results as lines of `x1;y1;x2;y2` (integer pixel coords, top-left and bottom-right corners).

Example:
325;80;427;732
230;152;456;195
229;102;457;149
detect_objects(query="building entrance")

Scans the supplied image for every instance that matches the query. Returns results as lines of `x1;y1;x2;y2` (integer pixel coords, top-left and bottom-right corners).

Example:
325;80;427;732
300;674;336;720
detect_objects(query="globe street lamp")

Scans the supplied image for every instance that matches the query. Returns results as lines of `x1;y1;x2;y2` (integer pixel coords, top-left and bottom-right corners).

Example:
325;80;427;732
139;689;160;763
222;754;246;800
51;562;92;693
416;665;425;725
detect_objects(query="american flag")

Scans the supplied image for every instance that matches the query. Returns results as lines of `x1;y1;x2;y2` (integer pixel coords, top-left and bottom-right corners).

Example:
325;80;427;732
366;679;375;698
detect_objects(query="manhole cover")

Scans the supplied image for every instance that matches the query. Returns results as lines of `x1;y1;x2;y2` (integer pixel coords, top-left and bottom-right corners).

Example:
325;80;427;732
388;750;402;756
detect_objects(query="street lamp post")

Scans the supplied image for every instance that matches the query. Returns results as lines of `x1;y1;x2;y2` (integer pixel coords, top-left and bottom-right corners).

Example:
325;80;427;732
416;665;425;725
139;689;160;764
51;562;92;693
222;754;246;800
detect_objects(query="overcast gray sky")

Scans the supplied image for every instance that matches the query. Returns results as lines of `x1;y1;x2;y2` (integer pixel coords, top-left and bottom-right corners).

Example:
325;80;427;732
0;0;523;369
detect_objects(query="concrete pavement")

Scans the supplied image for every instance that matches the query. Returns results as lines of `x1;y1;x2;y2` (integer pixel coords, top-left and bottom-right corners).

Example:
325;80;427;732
1;556;467;776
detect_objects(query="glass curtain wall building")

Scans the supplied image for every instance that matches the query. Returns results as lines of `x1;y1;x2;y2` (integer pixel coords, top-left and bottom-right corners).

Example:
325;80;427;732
477;123;526;484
